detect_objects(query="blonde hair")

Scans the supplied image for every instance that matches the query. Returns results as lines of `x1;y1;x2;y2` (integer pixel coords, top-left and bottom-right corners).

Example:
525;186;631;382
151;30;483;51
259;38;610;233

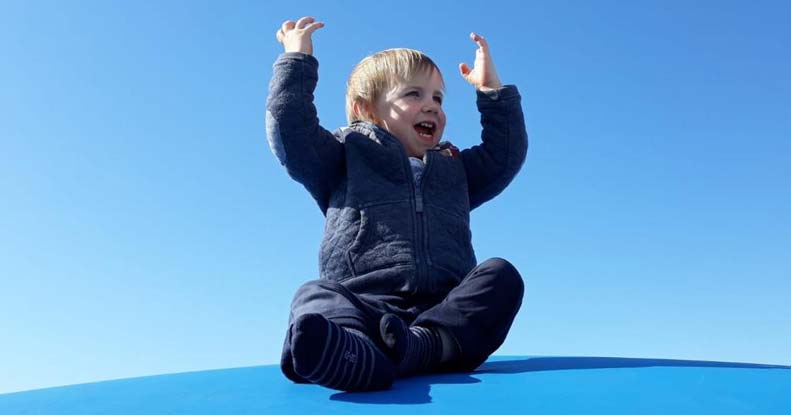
345;48;443;124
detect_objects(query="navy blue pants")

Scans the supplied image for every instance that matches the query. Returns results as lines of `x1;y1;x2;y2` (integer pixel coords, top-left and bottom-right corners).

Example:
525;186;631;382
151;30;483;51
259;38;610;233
281;257;524;381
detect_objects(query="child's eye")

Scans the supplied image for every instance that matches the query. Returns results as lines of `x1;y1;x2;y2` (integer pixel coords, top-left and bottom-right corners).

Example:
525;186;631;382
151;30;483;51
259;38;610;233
405;91;420;98
433;96;443;104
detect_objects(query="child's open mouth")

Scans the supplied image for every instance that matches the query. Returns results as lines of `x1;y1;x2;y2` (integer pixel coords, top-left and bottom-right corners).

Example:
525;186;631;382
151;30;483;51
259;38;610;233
414;121;436;141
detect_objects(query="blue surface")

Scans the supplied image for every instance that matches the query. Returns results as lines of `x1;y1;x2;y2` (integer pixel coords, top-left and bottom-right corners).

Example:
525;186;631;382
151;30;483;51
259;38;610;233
1;356;789;414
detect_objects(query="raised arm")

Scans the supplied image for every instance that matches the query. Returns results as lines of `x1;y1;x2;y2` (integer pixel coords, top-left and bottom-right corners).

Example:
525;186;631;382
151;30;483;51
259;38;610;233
266;17;344;214
458;33;528;210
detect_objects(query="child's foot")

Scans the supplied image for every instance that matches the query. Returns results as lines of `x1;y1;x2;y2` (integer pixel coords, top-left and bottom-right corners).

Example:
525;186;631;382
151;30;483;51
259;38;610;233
378;313;409;363
291;313;394;391
379;314;444;375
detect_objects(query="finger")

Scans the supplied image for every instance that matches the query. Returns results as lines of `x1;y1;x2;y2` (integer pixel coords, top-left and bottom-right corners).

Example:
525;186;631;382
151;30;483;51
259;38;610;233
281;20;296;33
459;63;474;84
458;62;471;76
295;16;315;29
275;28;284;43
470;32;490;53
304;21;325;34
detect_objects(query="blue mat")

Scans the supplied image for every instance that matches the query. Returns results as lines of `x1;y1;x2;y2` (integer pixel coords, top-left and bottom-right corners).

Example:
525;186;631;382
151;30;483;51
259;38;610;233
2;356;789;414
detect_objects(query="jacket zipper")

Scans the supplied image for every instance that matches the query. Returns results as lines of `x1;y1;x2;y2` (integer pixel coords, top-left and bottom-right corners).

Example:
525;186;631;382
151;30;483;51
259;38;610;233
414;152;434;292
386;129;435;294
410;160;426;294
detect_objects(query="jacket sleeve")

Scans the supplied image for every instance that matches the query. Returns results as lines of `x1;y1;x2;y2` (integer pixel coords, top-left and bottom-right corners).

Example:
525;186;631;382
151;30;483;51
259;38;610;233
265;52;344;214
460;85;528;210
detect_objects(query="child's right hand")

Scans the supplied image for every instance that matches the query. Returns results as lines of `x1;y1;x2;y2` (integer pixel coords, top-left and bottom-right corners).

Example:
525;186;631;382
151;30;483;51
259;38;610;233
459;32;503;91
275;16;325;55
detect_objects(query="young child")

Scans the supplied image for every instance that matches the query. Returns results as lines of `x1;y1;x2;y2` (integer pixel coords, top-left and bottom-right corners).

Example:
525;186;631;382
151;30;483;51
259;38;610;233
266;16;528;392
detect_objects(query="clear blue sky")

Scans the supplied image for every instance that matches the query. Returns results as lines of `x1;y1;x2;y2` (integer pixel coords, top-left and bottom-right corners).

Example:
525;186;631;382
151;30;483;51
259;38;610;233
2;0;789;394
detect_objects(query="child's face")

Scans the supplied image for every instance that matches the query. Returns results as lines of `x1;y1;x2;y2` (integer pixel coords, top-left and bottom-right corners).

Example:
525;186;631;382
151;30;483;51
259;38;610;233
373;69;446;158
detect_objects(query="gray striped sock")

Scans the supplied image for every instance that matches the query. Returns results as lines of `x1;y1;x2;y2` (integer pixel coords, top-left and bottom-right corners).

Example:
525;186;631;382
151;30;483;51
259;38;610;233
291;313;394;391
399;326;442;375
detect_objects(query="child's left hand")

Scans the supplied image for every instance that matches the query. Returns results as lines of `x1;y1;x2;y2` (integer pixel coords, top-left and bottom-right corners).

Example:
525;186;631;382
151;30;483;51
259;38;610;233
459;32;503;91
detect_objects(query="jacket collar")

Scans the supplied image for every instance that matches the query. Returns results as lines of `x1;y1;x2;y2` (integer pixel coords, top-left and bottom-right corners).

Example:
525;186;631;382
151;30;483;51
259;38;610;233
335;121;459;161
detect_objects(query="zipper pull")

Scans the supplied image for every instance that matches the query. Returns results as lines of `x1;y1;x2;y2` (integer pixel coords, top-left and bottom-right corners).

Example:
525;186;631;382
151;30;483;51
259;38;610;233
415;193;423;212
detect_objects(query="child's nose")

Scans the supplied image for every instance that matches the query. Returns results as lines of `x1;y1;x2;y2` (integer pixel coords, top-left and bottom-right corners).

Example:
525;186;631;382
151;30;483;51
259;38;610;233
422;99;439;113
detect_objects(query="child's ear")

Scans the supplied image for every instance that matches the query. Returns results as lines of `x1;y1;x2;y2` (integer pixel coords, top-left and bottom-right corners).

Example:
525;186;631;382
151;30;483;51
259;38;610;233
353;100;377;123
352;100;366;120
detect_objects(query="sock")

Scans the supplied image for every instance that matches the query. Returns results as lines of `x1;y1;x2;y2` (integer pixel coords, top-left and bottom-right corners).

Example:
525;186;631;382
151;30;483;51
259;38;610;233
290;313;394;391
280;327;309;384
379;314;443;376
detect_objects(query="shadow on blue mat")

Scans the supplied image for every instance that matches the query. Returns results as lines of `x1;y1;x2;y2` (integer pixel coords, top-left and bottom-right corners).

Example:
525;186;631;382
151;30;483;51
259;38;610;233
331;371;479;405
330;356;790;405
477;356;790;374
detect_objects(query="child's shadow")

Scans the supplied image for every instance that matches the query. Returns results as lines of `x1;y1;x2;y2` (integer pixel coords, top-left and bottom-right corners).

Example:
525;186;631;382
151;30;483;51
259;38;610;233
330;371;480;404
330;356;790;405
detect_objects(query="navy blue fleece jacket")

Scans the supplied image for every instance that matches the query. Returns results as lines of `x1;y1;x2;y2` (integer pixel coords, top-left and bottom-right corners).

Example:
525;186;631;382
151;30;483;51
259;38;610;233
266;52;527;298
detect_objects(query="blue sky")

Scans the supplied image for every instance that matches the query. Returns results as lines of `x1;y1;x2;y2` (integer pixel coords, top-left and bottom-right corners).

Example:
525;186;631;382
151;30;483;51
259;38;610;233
1;0;789;394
